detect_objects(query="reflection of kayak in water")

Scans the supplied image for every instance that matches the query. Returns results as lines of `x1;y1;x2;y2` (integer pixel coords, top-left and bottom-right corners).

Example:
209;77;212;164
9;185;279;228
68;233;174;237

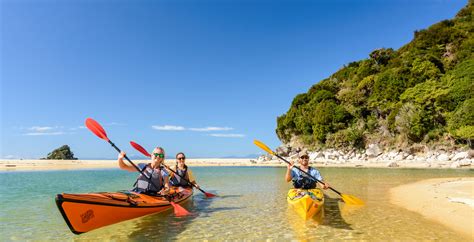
55;187;193;234
287;188;325;220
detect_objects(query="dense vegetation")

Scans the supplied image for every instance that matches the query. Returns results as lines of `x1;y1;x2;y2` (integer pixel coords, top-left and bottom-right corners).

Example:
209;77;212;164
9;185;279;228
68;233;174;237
44;145;77;160
276;1;473;150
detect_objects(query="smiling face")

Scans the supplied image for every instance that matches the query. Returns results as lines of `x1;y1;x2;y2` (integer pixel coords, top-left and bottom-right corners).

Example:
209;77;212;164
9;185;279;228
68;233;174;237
299;155;309;167
176;152;186;167
151;147;165;165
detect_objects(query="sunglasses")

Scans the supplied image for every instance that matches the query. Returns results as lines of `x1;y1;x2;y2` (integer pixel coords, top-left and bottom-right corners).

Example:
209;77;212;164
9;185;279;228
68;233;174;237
153;153;165;158
300;156;309;159
177;157;186;161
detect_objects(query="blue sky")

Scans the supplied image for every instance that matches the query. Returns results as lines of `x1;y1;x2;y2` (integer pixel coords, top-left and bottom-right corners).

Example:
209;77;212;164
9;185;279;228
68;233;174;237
0;0;467;159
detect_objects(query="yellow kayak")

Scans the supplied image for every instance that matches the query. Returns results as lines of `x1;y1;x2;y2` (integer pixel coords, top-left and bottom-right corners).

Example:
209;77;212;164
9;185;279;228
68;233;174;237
287;188;324;220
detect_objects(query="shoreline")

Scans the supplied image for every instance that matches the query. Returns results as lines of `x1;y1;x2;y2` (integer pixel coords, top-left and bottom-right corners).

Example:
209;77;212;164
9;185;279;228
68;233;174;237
0;158;473;171
390;177;474;239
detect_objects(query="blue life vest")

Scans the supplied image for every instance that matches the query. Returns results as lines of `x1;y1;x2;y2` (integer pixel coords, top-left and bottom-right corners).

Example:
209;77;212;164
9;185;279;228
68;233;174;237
292;167;317;189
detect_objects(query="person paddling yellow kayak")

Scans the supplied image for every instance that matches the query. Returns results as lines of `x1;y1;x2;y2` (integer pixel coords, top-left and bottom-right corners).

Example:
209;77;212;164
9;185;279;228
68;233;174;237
285;151;329;220
285;151;330;190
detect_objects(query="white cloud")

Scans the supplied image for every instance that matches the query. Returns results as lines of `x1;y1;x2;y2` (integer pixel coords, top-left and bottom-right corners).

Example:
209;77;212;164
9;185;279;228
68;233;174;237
152;125;185;131
189;127;233;132
208;133;245;138
24;132;65;136
106;122;125;126
23;126;66;135
29;126;54;132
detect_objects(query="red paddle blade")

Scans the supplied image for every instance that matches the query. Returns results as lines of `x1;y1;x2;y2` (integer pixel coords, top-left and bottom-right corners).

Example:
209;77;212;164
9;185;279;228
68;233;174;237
85;118;109;141
130;141;151;157
170;202;190;216
204;192;216;198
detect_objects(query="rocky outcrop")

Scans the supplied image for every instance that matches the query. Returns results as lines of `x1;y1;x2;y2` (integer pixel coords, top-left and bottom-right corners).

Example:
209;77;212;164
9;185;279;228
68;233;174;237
255;144;473;168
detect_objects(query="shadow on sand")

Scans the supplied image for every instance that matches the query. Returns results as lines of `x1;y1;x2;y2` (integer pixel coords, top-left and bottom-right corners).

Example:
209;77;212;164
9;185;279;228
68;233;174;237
322;196;353;230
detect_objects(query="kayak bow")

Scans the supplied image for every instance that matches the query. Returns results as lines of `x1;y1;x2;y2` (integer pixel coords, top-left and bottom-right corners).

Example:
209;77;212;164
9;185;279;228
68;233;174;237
287;188;324;220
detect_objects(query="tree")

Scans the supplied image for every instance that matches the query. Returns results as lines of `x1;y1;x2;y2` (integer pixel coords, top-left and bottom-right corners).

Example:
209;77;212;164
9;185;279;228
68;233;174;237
45;145;78;160
369;48;395;66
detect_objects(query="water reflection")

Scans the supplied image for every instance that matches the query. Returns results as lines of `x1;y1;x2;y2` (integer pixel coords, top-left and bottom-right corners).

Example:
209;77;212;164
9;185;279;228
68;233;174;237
123;192;245;240
215;194;243;199
287;195;354;239
125;195;211;240
193;193;243;217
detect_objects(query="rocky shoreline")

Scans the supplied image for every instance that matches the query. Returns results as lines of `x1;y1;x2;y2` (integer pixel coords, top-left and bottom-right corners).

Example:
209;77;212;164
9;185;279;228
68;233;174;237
254;144;474;168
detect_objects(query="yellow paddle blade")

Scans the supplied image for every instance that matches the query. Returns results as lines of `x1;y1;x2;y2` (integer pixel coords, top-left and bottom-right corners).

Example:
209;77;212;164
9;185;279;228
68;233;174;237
253;140;275;155
341;194;365;205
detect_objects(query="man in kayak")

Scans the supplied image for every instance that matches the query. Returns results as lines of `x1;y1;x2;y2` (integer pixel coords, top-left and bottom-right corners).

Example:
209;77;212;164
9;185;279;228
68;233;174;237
169;152;200;189
118;147;170;195
285;151;330;190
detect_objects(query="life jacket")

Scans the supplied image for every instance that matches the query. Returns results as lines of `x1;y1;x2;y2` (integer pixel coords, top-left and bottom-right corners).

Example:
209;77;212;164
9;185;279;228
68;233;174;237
170;166;191;188
133;164;165;194
292;167;317;189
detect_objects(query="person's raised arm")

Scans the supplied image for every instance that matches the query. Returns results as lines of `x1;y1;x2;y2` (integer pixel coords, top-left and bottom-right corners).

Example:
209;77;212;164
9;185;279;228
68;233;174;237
117;151;137;172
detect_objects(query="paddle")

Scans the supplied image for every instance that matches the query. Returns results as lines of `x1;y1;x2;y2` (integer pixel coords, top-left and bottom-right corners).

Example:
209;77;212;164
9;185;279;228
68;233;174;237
253;140;364;205
85;118;190;216
130;141;217;198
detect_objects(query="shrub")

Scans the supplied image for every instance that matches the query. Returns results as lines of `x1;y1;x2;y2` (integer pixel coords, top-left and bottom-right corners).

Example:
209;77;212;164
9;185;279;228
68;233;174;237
369;48;395;66
326;128;365;150
448;98;474;131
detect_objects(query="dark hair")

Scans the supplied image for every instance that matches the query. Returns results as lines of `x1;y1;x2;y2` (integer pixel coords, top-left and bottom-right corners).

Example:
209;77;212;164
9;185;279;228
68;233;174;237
175;152;187;170
175;152;186;159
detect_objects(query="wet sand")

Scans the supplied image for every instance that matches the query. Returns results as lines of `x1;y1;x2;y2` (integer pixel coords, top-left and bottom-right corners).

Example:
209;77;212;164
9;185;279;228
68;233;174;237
390;177;474;239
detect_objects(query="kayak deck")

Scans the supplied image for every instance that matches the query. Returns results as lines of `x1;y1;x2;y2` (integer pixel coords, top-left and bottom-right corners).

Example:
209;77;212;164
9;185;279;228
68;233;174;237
287;188;324;220
56;188;193;234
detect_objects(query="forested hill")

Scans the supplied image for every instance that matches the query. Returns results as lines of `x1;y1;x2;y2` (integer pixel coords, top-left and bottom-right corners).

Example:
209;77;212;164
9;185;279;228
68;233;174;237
276;1;473;151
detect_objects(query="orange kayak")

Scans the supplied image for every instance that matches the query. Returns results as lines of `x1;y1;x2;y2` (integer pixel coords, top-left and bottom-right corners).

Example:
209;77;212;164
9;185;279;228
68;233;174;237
55;187;193;234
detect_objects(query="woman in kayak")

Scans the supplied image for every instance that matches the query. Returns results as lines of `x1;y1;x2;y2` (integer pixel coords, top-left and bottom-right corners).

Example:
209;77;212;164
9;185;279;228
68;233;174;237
118;147;170;195
285;151;330;190
168;152;200;189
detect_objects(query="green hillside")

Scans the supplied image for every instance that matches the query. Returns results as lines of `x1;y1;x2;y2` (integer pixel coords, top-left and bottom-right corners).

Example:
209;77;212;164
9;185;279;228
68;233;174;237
276;1;474;151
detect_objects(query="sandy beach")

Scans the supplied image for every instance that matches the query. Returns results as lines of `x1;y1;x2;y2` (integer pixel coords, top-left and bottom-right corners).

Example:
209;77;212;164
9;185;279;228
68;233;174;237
0;159;260;171
390;177;474;239
1;158;472;171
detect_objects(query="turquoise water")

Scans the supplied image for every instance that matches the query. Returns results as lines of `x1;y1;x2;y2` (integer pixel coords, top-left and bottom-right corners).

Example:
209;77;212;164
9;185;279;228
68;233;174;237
1;167;473;241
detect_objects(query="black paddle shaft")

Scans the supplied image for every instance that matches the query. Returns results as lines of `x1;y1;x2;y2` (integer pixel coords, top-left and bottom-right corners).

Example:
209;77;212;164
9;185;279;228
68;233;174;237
276;154;341;195
164;164;206;193
109;141;164;193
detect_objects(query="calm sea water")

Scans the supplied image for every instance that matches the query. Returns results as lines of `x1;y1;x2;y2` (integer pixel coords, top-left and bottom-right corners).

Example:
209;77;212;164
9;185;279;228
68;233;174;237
1;167;473;241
